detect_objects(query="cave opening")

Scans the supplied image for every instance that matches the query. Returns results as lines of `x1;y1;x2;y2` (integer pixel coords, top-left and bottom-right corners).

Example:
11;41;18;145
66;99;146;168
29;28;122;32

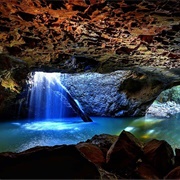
0;71;180;153
147;85;180;118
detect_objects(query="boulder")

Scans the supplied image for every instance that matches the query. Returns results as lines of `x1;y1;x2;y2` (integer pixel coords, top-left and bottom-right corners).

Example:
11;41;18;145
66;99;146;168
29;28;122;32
133;162;160;179
61;67;180;117
76;142;105;166
143;139;174;177
164;166;180;179
106;130;143;176
0;145;100;179
85;134;118;156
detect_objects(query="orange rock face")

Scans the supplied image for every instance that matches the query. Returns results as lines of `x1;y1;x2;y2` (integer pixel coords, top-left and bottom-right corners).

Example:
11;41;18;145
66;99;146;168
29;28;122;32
0;0;180;71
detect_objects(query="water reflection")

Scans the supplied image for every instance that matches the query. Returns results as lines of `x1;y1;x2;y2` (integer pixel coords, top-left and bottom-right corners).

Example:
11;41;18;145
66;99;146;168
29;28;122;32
0;115;179;153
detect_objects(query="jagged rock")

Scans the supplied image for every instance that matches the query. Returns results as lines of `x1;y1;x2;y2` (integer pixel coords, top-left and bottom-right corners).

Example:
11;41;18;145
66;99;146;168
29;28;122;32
0;145;101;179
106;130;143;177
0;0;179;71
143;139;174;178
0;53;180;120
0;0;180;119
76;142;105;166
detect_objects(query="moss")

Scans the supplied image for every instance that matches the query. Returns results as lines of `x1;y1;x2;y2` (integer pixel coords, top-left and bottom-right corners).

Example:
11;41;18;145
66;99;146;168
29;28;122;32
1;72;20;93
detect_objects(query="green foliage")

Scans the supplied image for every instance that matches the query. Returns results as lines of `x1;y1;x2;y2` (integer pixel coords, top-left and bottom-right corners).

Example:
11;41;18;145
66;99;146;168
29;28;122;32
157;85;180;104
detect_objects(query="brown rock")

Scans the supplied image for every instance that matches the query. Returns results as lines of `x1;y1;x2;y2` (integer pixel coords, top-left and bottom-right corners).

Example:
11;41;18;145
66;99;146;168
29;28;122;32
143;139;174;177
134;162;160;179
76;142;105;166
106;130;143;174
0;145;100;179
85;134;118;156
98;167;118;179
164;166;180;179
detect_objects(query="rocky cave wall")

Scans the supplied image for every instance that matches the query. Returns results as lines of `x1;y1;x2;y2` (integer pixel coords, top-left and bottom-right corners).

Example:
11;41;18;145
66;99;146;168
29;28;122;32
0;0;180;120
0;0;179;71
61;68;180;117
0;53;180;120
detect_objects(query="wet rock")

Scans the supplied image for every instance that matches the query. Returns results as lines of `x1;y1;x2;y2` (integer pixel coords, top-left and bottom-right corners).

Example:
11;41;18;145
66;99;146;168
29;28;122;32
143;139;174;177
0;145;101;179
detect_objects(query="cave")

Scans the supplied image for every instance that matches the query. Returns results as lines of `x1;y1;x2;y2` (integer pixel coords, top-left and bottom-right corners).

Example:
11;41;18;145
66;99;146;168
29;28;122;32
0;0;180;179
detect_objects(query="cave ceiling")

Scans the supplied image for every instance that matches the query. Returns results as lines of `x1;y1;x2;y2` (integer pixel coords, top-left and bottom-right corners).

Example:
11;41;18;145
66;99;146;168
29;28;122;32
0;0;180;73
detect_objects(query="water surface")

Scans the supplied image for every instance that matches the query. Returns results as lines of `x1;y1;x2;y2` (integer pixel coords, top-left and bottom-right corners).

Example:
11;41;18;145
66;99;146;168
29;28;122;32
0;114;179;153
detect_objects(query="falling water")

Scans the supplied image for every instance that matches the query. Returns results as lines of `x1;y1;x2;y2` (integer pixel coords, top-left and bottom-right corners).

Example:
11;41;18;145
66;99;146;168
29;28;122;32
28;72;75;120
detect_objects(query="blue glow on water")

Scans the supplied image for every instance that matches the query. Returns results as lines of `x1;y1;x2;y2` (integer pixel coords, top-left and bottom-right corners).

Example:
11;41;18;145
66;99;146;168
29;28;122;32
0;115;179;153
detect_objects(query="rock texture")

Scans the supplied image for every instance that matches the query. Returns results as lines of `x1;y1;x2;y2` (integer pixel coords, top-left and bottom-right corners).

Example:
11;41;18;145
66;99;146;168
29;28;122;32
0;0;179;72
60;67;180;117
0;54;29;119
0;0;180;119
1;62;180;119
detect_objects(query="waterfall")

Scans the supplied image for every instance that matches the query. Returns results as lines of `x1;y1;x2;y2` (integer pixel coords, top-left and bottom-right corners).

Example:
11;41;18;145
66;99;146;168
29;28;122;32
28;72;92;122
